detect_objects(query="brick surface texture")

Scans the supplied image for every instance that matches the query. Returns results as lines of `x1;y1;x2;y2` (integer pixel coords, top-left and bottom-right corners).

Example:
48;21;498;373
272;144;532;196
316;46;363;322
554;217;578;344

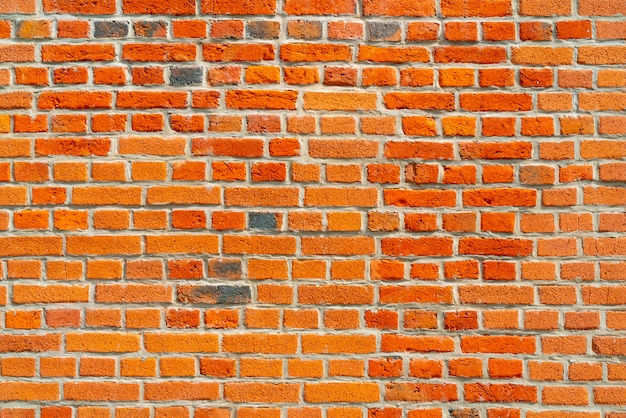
0;0;625;416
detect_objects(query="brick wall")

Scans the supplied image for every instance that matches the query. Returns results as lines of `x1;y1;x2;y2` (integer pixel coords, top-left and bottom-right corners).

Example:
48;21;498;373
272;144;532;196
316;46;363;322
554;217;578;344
1;0;626;416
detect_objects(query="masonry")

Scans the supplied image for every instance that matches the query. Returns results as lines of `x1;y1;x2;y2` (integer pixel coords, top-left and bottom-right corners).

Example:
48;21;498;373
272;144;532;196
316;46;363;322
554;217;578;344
0;0;625;416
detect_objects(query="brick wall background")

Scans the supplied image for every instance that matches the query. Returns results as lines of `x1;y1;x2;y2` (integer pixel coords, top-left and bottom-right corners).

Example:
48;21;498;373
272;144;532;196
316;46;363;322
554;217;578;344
1;0;626;416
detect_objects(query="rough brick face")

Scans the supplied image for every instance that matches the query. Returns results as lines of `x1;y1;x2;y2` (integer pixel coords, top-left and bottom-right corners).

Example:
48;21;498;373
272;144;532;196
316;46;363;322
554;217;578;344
0;0;624;415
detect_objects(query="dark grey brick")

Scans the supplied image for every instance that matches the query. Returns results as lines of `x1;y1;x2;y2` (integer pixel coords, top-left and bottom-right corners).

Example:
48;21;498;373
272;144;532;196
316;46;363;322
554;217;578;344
177;285;252;304
94;21;129;38
170;67;203;85
249;212;277;229
369;21;401;41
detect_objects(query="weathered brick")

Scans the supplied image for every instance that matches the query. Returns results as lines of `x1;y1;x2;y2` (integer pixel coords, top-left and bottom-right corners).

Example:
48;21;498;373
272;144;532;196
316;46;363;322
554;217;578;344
177;285;252;304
